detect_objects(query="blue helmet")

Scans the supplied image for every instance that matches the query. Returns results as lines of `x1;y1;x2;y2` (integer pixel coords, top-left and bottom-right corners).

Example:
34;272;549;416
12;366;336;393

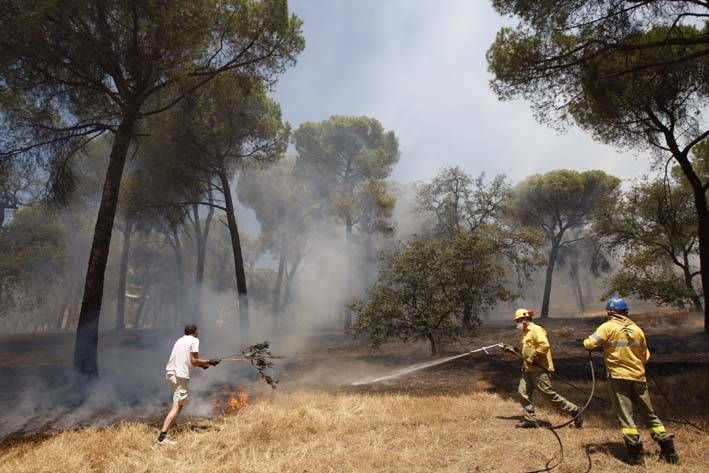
605;297;628;313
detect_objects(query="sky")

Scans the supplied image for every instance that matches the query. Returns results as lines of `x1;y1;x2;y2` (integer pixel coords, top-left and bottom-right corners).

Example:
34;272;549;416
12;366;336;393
273;0;655;185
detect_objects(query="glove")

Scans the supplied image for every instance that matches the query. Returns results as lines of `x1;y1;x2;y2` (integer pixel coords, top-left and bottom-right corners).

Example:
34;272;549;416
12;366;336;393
208;358;221;366
502;344;516;353
201;365;210;370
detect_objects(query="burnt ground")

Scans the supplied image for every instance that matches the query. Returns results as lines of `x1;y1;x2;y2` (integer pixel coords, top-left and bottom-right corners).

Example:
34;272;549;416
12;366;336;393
278;314;709;430
1;313;707;446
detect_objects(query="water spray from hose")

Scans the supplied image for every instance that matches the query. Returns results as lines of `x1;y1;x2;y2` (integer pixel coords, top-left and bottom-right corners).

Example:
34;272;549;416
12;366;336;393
350;343;505;386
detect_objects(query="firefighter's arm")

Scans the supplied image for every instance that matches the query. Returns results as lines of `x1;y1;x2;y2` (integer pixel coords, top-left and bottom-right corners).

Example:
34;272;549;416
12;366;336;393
534;329;550;356
583;327;605;350
643;332;651;362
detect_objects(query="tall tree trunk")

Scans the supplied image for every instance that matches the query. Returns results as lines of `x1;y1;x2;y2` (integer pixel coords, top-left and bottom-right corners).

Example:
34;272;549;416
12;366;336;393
682;252;703;313
62;279;81;331
219;170;249;337
343;217;354;331
540;236;562;319
0;202;16;227
133;274;151;330
282;254;302;316
215;246;229;290
272;247;286;318
115;219;134;332
170;224;185;327
689;192;709;325
427;332;437;355
658;125;709;335
462;302;473;330
74;118;135;378
569;260;585;314
56;296;68;330
192;197;214;326
191;203;203;323
155;292;166;329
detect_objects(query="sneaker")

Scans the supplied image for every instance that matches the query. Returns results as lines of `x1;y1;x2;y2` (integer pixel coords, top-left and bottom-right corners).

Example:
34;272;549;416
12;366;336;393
573;411;584;428
156;437;176;446
515;419;540;428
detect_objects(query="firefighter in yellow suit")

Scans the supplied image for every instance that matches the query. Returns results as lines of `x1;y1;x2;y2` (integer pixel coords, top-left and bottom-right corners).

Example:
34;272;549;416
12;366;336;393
506;308;582;429
583;298;679;465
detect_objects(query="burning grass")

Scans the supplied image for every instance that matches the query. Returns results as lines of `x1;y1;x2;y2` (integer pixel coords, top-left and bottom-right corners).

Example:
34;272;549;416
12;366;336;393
211;385;250;415
0;390;706;473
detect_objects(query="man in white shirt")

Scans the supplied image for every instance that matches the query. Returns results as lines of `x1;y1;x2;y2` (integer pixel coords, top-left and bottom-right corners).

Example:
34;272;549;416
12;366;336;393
157;324;220;445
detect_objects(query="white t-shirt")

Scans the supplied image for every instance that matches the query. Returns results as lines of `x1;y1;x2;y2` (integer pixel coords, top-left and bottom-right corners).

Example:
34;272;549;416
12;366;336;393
165;335;200;379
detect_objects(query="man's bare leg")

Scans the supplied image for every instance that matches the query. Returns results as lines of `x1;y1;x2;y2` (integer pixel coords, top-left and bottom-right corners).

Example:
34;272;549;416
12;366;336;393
157;404;183;443
161;403;183;433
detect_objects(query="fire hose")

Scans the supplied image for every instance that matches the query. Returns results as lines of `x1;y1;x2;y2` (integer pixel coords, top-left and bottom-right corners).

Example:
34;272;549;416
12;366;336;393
499;347;701;430
350;342;596;473
502;346;596;473
499;346;706;473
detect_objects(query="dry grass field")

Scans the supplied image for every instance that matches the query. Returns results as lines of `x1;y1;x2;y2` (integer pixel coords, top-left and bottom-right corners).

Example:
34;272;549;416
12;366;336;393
0;313;707;472
0;391;707;473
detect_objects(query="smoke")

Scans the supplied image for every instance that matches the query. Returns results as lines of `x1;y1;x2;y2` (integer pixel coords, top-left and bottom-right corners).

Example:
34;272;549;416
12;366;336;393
0;150;615;443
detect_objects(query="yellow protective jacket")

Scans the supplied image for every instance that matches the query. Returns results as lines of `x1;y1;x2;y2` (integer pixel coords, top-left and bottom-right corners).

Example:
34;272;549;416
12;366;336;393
583;314;650;382
520;322;554;372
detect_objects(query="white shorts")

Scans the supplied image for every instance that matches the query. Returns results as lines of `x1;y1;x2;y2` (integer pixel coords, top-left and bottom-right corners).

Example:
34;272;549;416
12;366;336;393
165;371;190;406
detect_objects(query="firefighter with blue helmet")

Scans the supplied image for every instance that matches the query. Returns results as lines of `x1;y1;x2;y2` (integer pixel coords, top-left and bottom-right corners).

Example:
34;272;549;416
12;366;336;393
583;298;679;465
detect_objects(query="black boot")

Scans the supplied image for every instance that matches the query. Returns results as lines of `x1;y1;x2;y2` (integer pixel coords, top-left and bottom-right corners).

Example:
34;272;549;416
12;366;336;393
572;409;583;428
625;440;645;465
658;437;680;464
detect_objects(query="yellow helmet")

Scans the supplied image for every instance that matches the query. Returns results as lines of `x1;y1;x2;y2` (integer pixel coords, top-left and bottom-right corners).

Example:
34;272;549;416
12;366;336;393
514;308;533;321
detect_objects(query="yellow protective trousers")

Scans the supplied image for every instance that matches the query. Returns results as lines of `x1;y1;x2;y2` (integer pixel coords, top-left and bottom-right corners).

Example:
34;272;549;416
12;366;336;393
608;378;670;444
518;371;578;422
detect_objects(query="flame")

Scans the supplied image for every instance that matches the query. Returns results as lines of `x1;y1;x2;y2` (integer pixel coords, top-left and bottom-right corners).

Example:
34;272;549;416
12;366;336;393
212;385;260;415
226;386;249;413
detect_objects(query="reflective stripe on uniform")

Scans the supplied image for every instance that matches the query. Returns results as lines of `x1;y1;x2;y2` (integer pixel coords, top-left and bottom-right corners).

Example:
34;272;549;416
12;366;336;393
622;427;639;435
589;333;603;342
605;340;646;348
649;425;666;434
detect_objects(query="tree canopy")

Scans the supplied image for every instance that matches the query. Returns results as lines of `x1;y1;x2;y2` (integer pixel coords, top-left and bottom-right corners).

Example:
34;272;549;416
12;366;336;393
294;115;400;235
487;0;709;332
416;167;509;238
510;169;620;317
596;174;702;311
156;73;290;335
487;1;709;125
237;157;316;318
0;205;65;317
0;0;304;376
352;232;517;354
294;115;400;329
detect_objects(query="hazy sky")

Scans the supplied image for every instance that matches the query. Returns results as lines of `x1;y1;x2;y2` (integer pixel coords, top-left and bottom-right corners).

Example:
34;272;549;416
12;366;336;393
274;0;654;185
